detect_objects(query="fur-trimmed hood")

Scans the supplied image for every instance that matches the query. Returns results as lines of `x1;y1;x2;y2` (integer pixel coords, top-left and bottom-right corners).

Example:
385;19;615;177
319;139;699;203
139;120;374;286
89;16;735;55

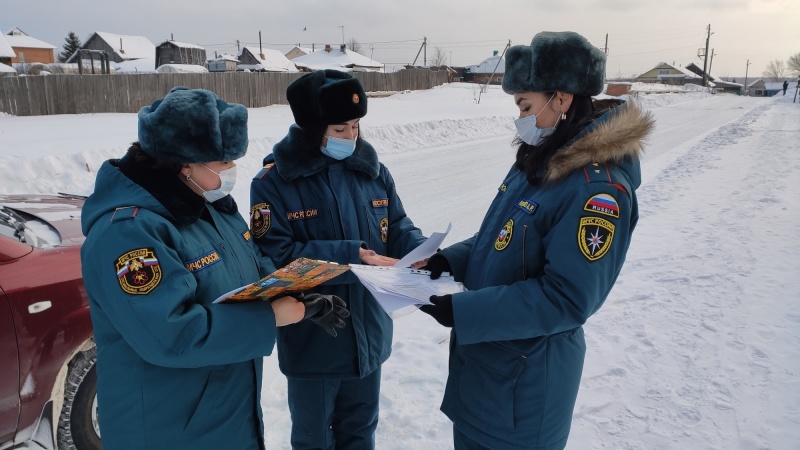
268;124;380;182
544;99;654;184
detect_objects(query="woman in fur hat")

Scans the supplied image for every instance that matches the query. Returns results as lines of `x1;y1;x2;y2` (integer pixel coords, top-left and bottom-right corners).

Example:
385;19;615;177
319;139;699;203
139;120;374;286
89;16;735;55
249;70;426;449
418;31;655;449
81;87;348;450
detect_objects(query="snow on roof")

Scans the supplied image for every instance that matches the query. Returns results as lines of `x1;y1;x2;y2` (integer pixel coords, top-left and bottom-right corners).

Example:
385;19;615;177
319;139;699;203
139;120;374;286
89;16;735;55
92;31;155;60
156;64;208;73
291;47;383;71
465;55;505;74
0;62;16;73
0;33;16;58
747;79;764;88
158;40;205;50
112;57;156;73
213;53;240;62
240;47;298;72
4;34;56;50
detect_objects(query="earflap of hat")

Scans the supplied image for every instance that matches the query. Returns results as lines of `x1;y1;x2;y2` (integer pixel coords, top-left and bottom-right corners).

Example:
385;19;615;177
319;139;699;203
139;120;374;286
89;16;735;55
287;71;327;128
217;98;248;161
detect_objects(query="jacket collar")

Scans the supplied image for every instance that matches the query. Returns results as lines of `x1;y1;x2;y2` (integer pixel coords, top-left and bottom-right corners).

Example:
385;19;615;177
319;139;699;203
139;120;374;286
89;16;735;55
270;124;380;182
543;100;654;184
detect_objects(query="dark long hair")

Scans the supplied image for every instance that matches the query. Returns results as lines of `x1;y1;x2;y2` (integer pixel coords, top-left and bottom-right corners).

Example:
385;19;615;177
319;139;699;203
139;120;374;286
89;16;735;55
514;94;594;185
123;142;183;173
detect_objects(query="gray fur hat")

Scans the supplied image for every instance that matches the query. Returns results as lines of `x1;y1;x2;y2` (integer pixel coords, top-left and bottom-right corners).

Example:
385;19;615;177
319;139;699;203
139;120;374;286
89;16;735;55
502;31;606;96
138;86;248;163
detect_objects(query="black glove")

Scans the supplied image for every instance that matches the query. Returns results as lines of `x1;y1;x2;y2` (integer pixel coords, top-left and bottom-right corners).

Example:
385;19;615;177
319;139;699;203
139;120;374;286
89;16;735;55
419;294;454;327
421;253;451;280
300;293;350;337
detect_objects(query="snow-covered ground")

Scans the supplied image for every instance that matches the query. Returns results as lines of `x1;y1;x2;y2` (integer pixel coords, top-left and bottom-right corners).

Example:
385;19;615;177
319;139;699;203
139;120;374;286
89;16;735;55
2;82;798;449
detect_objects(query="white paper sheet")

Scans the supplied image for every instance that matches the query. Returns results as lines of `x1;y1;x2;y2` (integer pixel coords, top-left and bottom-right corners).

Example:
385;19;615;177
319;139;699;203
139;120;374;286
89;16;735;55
393;223;452;268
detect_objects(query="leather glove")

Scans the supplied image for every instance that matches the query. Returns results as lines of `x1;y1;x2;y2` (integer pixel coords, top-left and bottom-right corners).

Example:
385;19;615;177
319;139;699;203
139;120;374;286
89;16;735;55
419;294;454;327
300;293;350;337
421;253;451;280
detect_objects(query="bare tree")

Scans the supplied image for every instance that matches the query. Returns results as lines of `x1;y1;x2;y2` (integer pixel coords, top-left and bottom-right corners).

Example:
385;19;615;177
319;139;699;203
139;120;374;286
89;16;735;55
347;37;362;55
762;59;786;81
429;46;448;67
788;52;800;77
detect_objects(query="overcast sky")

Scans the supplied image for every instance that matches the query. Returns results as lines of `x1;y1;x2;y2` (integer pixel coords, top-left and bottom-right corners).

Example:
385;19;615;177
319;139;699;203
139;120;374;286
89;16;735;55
3;0;798;78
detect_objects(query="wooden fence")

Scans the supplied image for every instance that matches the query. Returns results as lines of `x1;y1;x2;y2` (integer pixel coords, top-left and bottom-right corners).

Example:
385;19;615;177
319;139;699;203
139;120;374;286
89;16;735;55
0;69;449;116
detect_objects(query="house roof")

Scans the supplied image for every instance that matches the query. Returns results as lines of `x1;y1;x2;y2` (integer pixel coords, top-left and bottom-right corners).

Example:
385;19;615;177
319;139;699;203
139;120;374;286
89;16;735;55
212;53;240;62
0;62;16;73
157;40;205;50
239;47;298;72
291;47;383;71
0;33;16;58
69;31;155;62
465;55;505;74
285;46;314;58
747;79;764;88
4;33;56;50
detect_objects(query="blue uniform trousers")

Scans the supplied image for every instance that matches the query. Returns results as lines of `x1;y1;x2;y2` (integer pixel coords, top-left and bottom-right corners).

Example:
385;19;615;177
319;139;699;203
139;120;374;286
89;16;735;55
287;367;381;449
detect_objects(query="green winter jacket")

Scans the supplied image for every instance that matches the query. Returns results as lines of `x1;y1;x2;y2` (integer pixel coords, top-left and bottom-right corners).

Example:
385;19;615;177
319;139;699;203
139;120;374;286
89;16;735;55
439;100;654;449
80;156;279;450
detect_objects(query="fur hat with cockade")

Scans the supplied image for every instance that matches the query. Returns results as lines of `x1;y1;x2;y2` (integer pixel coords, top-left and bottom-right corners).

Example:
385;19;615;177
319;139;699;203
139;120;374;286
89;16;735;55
286;69;368;128
502;31;606;96
137;86;248;163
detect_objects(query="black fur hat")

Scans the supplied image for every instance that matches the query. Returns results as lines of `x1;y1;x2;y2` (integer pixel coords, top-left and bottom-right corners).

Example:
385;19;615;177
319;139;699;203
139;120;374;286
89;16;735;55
502;31;606;96
287;69;368;128
138;87;248;163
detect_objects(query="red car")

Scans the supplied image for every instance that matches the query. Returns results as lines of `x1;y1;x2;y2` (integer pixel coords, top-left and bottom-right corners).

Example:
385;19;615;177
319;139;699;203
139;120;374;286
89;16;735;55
0;194;100;450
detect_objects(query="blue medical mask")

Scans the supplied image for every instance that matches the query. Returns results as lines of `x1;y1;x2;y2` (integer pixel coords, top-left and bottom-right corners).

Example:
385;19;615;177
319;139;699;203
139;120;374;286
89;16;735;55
190;164;237;202
321;136;357;160
514;93;558;146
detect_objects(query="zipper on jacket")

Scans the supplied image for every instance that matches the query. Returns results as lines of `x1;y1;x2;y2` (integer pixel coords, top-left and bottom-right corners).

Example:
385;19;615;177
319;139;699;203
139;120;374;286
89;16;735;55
522;224;528;278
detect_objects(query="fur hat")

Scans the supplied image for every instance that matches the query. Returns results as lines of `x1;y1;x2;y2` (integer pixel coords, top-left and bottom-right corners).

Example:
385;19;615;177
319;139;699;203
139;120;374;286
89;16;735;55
502;31;606;96
287;69;368;128
138;86;248;163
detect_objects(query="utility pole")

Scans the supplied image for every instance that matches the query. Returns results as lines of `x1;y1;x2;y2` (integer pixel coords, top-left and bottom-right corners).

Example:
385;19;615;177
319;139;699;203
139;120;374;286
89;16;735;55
743;59;751;96
338;26;344;45
604;34;608;55
236;39;240;54
423;36;427;66
702;24;713;87
708;49;716;80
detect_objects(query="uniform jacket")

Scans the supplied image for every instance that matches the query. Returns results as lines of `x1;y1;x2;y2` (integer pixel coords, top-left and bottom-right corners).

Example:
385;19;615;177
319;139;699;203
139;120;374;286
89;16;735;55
250;125;426;379
439;100;654;449
80;156;278;450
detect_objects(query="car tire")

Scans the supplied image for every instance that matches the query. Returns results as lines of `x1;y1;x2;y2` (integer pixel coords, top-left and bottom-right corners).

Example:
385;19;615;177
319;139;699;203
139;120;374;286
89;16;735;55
57;346;101;450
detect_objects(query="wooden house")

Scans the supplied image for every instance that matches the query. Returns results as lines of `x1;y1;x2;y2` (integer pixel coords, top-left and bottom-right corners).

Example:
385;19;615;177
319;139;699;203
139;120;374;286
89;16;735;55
155;40;207;68
463;54;505;85
208;54;239;72
67;31;155;64
238;47;298;72
291;44;383;72
5;28;56;64
635;62;701;85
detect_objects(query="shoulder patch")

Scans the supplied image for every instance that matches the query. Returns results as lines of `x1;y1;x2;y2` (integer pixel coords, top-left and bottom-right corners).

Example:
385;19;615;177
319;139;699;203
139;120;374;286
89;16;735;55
582;162;612;184
115;248;162;294
250;203;271;238
255;163;275;180
578;217;615;262
111;206;139;223
583;193;619;219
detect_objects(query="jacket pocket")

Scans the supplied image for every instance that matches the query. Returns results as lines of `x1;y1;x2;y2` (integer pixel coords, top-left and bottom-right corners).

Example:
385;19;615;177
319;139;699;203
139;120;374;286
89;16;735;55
183;370;224;434
458;350;527;431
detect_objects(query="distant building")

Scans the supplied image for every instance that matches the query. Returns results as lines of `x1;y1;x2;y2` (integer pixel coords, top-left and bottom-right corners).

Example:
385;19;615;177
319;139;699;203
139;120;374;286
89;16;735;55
0;32;16;66
5;28;56;64
67;31;155;64
238;47;298;72
291;44;383;72
155;40;206;68
746;79;766;96
463;53;505;85
208;54;239;72
683;62;743;93
285;46;314;60
635;62;702;85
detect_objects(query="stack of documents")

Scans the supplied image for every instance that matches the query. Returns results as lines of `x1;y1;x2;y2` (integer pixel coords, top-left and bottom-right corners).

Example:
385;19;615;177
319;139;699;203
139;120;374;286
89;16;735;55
350;223;465;318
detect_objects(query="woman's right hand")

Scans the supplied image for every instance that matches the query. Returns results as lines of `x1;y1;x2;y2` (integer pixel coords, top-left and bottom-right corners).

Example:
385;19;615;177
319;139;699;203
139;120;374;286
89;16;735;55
270;296;305;327
359;247;399;266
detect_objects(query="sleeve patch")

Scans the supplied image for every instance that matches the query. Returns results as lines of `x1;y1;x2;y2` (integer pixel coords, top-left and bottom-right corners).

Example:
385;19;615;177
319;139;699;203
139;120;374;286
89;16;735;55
115;248;162;294
583;193;619;219
250;203;271;238
578;217;615;261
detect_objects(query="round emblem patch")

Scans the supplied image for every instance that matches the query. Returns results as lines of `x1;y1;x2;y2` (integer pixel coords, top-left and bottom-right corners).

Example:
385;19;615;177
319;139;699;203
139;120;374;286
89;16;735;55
494;219;514;251
250;203;271;238
115;248;162;295
380;217;389;243
578;216;615;261
352;93;360;104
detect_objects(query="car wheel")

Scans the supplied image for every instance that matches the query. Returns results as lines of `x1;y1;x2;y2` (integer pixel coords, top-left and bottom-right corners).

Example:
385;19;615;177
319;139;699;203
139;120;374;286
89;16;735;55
57;346;101;450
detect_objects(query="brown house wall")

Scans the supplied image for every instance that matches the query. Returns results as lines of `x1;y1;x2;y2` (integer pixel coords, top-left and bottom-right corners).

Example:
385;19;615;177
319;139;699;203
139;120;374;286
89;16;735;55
10;47;54;64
